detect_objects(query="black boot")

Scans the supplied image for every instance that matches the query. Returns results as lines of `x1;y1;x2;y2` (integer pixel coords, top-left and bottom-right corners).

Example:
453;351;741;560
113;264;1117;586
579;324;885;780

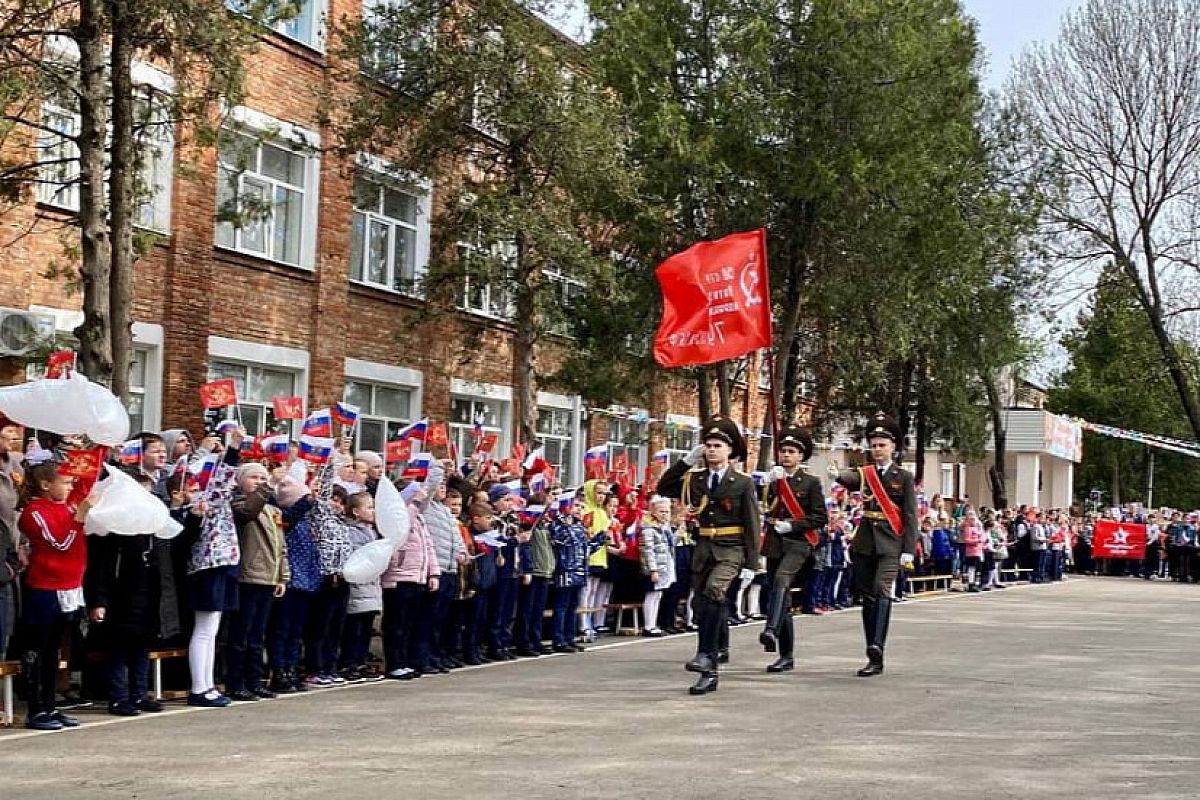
759;586;789;653
685;601;721;672
717;603;730;663
767;612;794;673
688;669;719;695
857;596;892;677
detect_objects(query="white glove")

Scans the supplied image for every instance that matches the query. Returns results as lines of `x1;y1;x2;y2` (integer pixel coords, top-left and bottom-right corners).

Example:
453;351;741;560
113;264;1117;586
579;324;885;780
738;568;756;584
774;521;793;535
683;445;705;465
900;553;915;568
769;465;786;482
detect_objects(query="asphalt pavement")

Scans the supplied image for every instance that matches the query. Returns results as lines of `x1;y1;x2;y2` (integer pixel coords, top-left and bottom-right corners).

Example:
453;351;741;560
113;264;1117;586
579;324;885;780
2;577;1199;799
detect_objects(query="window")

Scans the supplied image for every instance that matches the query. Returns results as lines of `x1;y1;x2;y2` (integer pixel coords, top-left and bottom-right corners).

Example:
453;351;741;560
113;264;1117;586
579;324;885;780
544;266;586;336
205;360;298;436
215;128;316;267
536;407;574;482
360;0;433;83
450;396;506;462
132;91;174;232
350;173;427;295
37;87;80;210
458;240;515;319
126;349;149;433
664;423;699;462
344;379;413;452
227;0;323;49
758;353;773;391
607;417;644;478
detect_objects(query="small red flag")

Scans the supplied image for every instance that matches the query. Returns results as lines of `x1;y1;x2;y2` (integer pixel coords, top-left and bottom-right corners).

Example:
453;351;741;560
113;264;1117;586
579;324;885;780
386;439;413;464
427;422;449;448
199;378;239;409
272;396;305;420
499;458;519;477
475;432;499;454
59;447;105;480
653;229;772;368
46;350;77;379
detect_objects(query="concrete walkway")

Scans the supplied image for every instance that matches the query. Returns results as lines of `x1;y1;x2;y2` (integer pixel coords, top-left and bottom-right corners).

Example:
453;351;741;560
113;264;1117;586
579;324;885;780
3;578;1199;799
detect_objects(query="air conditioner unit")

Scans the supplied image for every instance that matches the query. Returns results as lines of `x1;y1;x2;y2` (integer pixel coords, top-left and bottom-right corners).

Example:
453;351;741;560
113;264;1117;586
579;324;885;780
0;308;56;357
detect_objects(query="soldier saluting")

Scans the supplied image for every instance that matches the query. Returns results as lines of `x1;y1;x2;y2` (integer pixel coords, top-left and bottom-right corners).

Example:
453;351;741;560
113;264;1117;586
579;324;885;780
759;425;827;673
657;417;760;695
829;412;918;677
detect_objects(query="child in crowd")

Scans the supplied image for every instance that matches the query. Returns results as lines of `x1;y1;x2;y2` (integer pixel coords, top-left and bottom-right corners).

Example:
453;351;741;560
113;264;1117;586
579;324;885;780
549;494;592;652
514;492;554;657
185;438;244;708
638;496;675;637
962;511;985;591
576;481;611;641
17;458;93;730
464;501;499;665
339;491;383;683
305;483;352;687
269;472;321;694
381;478;440;680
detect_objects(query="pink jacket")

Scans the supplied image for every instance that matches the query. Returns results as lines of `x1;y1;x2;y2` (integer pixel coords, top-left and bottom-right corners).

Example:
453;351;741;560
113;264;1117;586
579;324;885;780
962;525;984;559
381;509;440;588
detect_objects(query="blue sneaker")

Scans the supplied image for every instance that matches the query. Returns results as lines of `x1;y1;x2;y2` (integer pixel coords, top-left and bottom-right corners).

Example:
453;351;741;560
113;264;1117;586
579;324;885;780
51;710;80;727
187;690;231;708
25;712;63;731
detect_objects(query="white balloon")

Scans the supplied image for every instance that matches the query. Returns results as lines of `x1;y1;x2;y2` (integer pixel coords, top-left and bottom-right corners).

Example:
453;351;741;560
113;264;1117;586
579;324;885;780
374;478;411;545
341;537;397;584
85;466;170;536
0;373;129;445
155;517;184;540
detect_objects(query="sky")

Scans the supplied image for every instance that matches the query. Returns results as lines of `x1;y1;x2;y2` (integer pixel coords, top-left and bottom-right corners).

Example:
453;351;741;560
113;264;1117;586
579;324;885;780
963;0;1084;89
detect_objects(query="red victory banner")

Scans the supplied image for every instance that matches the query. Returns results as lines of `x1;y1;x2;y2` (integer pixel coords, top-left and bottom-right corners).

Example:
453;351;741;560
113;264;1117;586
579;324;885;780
385;439;413;465
272;396;305;420
475;432;499;454
1092;519;1148;560
59;447;106;481
653;229;772;368
46;350;77;378
199;378;239;409
427;422;449;448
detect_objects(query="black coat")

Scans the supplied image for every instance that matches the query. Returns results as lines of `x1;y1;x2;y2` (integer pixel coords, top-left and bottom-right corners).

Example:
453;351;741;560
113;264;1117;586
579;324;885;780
85;533;161;646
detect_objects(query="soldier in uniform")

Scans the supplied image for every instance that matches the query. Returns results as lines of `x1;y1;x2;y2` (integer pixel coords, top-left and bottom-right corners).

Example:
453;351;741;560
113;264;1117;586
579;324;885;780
759;425;827;673
829;412;918;677
657;417;760;695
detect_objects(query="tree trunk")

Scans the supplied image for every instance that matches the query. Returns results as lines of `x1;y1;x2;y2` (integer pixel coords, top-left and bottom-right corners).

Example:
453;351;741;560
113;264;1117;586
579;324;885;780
108;0;135;404
1141;300;1200;441
697;367;712;421
715;360;731;417
896;358;915;454
983;370;1008;509
72;0;113;386
511;243;539;450
914;362;927;485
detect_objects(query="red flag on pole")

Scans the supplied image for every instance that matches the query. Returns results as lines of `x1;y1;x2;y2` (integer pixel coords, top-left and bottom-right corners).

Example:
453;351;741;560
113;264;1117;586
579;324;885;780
386;439;413;464
46;350;77;379
199;378;239;409
427;422;449;448
272;396;305;420
1092;520;1148;560
652;229;772;368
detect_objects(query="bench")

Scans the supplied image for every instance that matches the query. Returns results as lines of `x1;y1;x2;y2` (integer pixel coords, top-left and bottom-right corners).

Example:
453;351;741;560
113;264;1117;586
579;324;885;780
149;648;190;701
906;574;953;594
605;603;643;636
0;660;18;726
1000;567;1034;583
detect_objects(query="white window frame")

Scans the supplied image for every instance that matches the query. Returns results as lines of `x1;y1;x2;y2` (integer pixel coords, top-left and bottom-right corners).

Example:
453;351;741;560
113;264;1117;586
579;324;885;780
343;358;423;452
543;265;586;337
664;413;700;462
214;107;321;270
206;336;310;437
606;415;646;482
458;238;516;320
350;154;432;297
36;89;80;210
227;0;328;51
449;378;512;460
534;391;581;486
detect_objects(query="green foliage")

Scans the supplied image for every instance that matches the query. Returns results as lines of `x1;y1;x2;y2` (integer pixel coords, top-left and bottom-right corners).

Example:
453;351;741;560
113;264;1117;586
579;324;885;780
1049;267;1200;508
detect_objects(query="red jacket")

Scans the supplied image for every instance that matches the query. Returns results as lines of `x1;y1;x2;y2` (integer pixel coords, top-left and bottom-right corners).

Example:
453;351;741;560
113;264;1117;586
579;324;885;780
19;497;87;591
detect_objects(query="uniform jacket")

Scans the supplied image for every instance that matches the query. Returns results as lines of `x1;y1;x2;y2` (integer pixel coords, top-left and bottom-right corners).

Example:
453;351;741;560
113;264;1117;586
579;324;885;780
762;468;828;559
833;462;919;558
657;459;761;565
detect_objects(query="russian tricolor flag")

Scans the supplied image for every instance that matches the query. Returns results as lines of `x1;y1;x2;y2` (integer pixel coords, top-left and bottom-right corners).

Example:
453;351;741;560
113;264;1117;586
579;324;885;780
298;435;334;464
188;453;219;489
260;434;290;457
528;472;547;494
397;418;429;442
653;449;671;466
401;452;433;479
584;444;607;464
556;493;575;514
302;408;333;438
332;401;360;427
119;439;143;466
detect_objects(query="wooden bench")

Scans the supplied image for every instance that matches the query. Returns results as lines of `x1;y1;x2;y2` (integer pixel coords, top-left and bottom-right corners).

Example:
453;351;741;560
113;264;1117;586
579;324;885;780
149;648;189;701
906;574;953;594
1000;567;1034;583
0;660;19;726
606;603;643;636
